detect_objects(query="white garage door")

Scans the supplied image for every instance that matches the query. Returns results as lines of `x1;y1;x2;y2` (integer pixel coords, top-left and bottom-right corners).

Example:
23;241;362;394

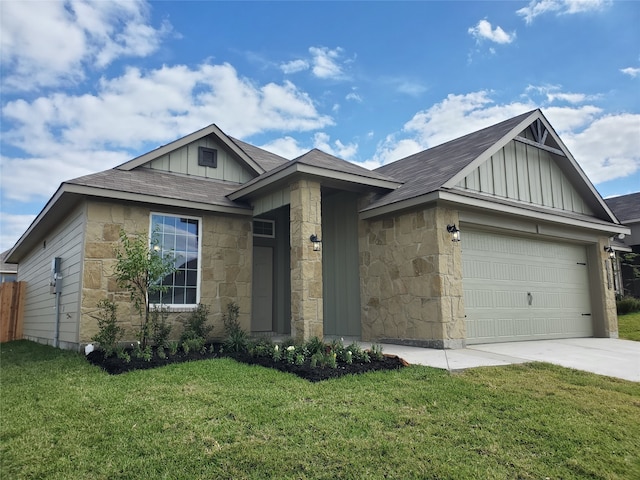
462;229;593;344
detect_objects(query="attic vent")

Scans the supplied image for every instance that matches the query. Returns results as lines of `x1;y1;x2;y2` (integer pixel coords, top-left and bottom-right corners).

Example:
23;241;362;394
198;147;218;168
253;219;275;238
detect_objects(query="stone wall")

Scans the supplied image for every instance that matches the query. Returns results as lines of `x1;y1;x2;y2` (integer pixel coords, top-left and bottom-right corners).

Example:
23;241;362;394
359;205;465;348
79;200;252;343
289;179;323;341
596;236;619;338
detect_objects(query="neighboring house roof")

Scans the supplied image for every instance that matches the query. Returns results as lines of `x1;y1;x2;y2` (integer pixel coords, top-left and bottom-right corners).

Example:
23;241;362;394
1;250;18;273
605;192;640;224
229;148;402;201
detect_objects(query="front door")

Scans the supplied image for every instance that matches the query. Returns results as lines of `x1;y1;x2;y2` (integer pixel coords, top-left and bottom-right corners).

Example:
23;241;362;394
252;246;273;332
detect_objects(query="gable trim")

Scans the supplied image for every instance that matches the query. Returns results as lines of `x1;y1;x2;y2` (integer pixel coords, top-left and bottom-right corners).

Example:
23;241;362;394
444;110;540;189
444;110;620;225
117;124;265;175
229;162;402;201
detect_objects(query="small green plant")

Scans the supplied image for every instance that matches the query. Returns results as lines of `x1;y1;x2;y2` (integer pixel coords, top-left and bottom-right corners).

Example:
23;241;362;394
157;347;166;359
133;342;143;359
272;344;282;361
222;302;248;353
369;344;384;361
91;299;124;357
180;303;213;347
304;337;326;356
168;341;179;355
182;337;204;354
142;345;153;362
115;345;130;363
113;229;177;349
150;305;172;348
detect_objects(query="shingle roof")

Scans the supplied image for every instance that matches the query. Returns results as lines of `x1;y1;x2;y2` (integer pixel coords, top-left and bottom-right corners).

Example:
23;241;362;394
67;168;250;211
296;149;399;182
365;110;536;211
229;137;289;172
604;192;640;222
231;148;400;196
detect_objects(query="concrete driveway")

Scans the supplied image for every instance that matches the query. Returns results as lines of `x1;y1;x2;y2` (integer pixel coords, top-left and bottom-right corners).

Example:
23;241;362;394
369;338;640;382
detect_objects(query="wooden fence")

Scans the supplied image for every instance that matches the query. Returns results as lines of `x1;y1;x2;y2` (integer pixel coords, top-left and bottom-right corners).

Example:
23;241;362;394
0;281;26;342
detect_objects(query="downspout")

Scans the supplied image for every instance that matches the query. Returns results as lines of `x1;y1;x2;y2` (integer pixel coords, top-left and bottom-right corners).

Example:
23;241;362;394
51;257;62;348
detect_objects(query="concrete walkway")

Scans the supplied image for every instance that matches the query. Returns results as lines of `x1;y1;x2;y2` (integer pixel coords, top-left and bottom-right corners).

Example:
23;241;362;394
363;338;640;382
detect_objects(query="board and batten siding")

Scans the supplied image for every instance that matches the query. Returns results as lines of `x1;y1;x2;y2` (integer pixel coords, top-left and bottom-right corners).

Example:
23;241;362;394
143;135;254;183
457;139;592;215
17;204;86;349
322;191;362;338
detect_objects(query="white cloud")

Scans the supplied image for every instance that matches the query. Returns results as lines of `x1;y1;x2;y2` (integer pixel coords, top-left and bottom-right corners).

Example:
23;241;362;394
367;90;638;185
517;0;611;24
309;46;346;79
313;132;358;160
0;0;170;91
280;59;309;74
561;113;640;183
620;67;640;78
525;84;599;104
259;136;306;160
1;62;334;203
0;213;37;253
468;20;516;44
346;92;362;102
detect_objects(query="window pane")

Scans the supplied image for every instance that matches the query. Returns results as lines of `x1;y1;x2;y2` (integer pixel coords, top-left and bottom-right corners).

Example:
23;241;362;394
150;214;200;306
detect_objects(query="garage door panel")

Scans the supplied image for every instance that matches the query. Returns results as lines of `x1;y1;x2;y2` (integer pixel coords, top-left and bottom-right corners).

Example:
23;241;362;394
463;229;592;344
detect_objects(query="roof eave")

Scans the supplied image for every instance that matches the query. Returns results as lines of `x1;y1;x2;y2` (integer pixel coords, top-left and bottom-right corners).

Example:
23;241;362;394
360;189;630;236
229;162;402;201
6;183;253;263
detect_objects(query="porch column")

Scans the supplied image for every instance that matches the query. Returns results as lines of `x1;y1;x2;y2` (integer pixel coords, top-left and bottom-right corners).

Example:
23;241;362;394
290;179;323;342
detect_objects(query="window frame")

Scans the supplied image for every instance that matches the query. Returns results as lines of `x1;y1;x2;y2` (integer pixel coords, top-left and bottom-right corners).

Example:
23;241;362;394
198;146;218;168
253;219;275;238
149;212;202;310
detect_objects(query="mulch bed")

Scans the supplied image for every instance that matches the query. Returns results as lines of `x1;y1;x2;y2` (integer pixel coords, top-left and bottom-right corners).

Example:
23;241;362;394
86;344;408;382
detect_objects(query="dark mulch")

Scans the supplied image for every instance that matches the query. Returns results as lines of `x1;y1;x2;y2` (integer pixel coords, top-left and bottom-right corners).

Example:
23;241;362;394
86;344;407;382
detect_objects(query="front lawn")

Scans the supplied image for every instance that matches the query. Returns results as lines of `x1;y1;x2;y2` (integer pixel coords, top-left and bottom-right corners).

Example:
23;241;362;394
1;340;639;479
618;311;640;341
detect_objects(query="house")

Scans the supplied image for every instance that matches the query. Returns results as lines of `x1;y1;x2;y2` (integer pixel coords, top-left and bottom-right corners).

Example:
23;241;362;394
6;109;629;350
605;192;640;297
0;251;17;283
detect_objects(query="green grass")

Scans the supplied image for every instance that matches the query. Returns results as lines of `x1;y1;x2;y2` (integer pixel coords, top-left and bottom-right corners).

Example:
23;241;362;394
2;341;639;479
618;311;640;341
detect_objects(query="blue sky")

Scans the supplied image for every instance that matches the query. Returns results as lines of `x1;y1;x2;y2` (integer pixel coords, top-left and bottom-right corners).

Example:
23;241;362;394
1;0;639;252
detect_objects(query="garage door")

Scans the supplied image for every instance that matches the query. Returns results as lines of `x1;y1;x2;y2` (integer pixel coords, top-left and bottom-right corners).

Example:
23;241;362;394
462;229;593;344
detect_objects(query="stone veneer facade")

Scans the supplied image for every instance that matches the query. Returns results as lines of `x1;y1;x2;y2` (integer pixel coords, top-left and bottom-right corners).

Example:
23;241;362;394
597;236;619;338
359;205;465;348
80;200;252;343
289;179;323;341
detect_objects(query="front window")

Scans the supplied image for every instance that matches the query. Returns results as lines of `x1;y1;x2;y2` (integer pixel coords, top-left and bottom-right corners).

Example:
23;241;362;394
149;213;201;306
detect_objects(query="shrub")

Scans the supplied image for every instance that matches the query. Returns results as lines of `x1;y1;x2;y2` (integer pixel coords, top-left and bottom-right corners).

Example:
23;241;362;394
150;305;172;348
180;304;213;345
91;299;124;357
617;296;640;315
222;302;248;353
369;344;384;361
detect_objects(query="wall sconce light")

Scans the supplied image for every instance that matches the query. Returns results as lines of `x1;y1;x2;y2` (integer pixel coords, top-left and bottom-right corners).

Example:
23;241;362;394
447;224;461;242
604;245;615;260
310;234;322;251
